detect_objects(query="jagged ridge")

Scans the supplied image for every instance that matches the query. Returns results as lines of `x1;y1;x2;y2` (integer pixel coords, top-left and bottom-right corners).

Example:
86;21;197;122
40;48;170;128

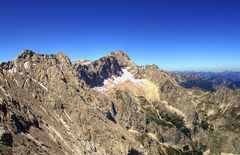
0;49;239;155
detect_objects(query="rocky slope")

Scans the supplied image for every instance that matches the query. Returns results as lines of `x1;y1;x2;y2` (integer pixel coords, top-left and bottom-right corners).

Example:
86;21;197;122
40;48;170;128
0;50;239;155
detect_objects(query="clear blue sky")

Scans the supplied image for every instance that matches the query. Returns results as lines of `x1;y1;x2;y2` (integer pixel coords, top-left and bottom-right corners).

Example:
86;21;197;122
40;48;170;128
0;0;240;71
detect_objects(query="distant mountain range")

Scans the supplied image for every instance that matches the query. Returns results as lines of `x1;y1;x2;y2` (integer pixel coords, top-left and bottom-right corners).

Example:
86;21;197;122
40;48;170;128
170;71;240;91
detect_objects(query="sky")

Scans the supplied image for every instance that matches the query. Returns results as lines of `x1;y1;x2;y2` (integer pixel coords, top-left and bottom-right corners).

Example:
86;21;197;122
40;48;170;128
0;0;240;71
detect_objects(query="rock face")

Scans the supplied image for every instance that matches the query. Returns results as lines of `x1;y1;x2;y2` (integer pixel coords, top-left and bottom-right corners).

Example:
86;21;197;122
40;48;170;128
108;51;133;67
0;49;239;155
195;87;240;154
74;55;122;87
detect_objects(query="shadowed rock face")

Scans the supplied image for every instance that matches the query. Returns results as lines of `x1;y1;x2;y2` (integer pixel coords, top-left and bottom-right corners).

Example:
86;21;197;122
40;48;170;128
0;49;239;155
75;56;123;87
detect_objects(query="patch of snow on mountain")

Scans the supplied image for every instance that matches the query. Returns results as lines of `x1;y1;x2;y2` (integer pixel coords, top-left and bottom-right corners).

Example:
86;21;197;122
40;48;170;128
113;68;146;85
94;68;147;93
103;80;115;88
94;87;108;93
79;59;92;65
24;61;30;69
8;65;17;74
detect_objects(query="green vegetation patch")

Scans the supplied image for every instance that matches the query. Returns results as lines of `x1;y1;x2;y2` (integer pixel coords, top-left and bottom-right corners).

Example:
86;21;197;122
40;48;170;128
159;111;185;129
142;106;173;128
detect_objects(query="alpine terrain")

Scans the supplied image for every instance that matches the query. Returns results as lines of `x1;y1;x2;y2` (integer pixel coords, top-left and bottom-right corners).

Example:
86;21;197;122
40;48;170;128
0;50;239;155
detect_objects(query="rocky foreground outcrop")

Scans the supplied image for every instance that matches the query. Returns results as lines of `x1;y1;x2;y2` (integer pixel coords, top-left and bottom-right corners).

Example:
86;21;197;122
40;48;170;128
0;50;239;155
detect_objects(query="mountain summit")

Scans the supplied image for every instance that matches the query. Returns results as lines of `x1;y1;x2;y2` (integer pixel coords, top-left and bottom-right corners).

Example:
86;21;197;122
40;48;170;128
0;50;239;155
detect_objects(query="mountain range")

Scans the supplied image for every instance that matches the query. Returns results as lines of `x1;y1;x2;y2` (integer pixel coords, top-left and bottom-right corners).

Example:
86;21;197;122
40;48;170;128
170;71;240;91
0;50;239;155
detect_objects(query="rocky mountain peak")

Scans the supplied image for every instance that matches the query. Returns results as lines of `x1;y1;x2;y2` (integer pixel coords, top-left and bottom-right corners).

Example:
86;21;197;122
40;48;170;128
17;49;36;59
15;51;72;66
109;50;130;59
75;55;123;87
55;52;71;64
0;50;239;155
108;50;133;67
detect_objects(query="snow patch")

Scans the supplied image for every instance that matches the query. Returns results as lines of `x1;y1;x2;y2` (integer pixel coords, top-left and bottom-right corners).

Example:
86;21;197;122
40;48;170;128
113;69;146;85
79;59;92;65
94;68;146;92
93;87;108;93
24;61;30;70
8;65;17;74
